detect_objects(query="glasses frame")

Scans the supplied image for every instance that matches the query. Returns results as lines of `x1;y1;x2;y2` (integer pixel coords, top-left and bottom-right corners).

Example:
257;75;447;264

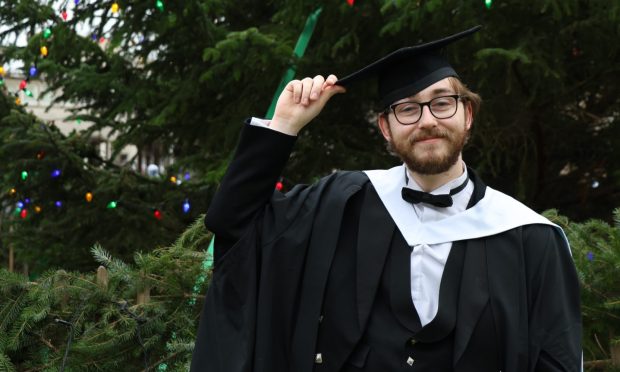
385;94;463;125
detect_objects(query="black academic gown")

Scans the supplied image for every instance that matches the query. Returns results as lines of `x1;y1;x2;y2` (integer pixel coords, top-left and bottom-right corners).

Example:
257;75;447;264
190;123;582;372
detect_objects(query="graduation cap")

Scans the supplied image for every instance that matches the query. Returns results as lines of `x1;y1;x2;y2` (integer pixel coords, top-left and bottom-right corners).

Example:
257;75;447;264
336;25;482;109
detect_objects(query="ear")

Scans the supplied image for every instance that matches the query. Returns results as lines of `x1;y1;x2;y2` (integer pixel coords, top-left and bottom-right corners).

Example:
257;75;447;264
377;113;392;141
464;101;473;130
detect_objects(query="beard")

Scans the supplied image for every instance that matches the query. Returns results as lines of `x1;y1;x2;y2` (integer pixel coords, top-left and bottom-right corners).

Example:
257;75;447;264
388;125;468;175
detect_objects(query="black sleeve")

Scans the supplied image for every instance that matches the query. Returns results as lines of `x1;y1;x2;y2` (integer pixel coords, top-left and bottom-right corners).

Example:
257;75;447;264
204;122;296;263
522;225;582;372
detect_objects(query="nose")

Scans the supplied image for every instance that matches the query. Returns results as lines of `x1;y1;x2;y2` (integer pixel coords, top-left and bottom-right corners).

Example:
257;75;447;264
416;105;436;129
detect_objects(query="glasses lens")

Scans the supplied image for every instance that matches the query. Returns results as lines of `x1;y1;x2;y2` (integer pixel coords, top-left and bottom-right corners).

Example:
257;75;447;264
394;103;422;124
430;96;457;118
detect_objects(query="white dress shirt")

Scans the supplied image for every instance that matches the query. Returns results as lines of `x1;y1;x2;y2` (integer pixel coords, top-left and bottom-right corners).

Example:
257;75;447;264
403;166;473;326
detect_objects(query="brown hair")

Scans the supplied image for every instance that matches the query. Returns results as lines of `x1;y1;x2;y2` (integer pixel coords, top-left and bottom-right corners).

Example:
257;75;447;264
447;77;482;117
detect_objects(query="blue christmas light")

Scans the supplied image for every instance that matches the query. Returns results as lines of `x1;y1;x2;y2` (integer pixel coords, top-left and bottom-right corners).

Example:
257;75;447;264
29;66;37;77
24;198;30;204
51;169;61;178
55;200;63;208
184;171;191;181
183;199;191;213
586;251;594;261
16;201;24;209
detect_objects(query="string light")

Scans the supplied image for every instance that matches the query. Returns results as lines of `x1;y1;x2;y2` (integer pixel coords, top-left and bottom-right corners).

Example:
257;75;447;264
169;176;177;184
19;80;27;90
155;0;164;12
43;28;52;39
16;201;24;209
24;89;33;97
15;97;21;105
0;66;5;76
55;200;63;208
61;9;68;21
20;209;28;219
182;199;190;213
29;66;37;76
107;201;117;209
153;209;162;220
9;188;16;195
34;206;42;213
36;150;46;160
485;0;492;9
111;2;120;13
21;171;28;180
40;46;48;57
275;181;283;191
85;192;93;202
183;172;190;181
51;169;61;178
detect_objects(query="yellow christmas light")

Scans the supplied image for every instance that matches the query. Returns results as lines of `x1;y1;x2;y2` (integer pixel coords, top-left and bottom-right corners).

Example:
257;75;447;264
9;188;16;195
0;67;5;76
35;206;42;213
40;46;48;57
170;176;177;183
111;2;120;13
15;97;21;105
85;192;93;202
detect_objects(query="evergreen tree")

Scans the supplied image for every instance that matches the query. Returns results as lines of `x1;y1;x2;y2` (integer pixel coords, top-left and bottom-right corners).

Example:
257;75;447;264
0;217;211;371
0;0;619;280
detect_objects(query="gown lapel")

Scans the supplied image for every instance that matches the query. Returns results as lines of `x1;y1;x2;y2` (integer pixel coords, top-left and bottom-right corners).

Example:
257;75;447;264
356;185;394;331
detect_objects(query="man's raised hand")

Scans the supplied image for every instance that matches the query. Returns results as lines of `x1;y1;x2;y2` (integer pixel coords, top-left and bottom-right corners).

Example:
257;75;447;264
270;74;345;135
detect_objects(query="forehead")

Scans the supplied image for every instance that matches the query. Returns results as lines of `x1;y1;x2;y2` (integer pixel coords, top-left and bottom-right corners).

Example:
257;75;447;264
393;78;456;104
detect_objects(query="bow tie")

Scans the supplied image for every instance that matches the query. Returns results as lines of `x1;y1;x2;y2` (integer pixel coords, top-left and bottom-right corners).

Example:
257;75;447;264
401;177;469;208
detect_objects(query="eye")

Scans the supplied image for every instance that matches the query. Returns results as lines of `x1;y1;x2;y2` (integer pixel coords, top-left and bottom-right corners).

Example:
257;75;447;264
396;103;420;115
431;97;454;110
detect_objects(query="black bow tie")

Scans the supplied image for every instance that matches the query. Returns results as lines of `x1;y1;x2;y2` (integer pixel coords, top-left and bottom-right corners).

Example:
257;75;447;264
401;177;469;208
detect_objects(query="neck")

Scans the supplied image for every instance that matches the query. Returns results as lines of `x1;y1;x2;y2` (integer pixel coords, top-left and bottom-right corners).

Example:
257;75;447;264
408;157;465;192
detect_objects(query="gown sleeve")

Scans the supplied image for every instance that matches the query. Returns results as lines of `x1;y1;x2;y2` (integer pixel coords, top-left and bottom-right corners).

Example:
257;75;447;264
523;225;582;372
204;121;296;264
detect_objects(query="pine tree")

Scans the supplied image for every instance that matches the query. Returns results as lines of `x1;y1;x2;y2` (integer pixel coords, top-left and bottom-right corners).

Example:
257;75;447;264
1;0;619;275
0;217;211;371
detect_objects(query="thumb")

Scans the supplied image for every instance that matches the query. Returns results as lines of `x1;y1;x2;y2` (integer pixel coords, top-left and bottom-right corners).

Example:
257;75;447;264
317;84;346;106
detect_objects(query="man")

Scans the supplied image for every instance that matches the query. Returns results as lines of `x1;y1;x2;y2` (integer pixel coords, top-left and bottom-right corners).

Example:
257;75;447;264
191;26;581;371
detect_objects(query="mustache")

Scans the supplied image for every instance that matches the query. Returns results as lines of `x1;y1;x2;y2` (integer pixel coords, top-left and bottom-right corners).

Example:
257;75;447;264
410;129;450;143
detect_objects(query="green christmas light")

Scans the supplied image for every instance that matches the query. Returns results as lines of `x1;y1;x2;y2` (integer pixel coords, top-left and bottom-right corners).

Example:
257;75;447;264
155;0;164;11
0;79;4;86
21;171;28;180
77;118;82;124
43;28;52;39
24;89;33;97
107;201;117;209
485;0;492;9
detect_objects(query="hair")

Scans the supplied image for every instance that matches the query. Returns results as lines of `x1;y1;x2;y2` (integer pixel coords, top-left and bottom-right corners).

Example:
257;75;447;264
446;76;482;116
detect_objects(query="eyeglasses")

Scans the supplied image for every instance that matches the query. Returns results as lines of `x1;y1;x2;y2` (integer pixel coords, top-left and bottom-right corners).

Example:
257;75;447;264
386;94;462;125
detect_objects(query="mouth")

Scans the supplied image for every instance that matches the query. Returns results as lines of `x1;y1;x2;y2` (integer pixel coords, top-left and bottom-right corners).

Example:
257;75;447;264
415;136;444;144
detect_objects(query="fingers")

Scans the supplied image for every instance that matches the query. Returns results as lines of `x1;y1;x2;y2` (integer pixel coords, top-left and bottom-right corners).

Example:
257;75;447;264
287;75;342;106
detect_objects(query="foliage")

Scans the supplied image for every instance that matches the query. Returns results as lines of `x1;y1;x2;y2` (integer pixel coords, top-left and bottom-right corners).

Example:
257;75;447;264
546;209;620;368
0;217;211;371
0;91;211;273
1;0;619;273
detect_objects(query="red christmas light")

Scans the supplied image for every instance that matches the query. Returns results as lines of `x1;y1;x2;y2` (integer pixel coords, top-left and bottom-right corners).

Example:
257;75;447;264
347;0;355;5
275;181;284;191
20;209;27;219
154;209;162;220
19;80;27;90
61;9;68;20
